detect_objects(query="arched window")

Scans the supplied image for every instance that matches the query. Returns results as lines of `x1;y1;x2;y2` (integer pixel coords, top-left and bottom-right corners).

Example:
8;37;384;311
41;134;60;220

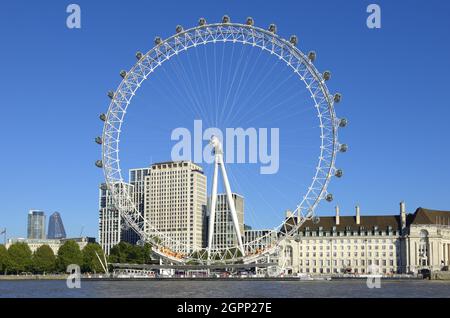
284;245;293;266
419;230;429;267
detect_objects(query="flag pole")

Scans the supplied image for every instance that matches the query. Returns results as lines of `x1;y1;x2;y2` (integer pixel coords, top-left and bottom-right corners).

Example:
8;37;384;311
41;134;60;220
1;228;6;245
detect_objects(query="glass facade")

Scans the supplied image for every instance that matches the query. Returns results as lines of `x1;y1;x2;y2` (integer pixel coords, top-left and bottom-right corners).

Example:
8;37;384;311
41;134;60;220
27;210;46;239
47;212;67;239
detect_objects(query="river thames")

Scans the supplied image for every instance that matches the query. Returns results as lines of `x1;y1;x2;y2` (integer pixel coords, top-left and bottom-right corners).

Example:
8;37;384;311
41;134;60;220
1;280;450;298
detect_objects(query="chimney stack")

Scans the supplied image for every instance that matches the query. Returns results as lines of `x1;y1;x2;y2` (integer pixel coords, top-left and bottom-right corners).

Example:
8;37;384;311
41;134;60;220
285;209;293;219
335;206;340;225
356;205;361;225
400;201;406;230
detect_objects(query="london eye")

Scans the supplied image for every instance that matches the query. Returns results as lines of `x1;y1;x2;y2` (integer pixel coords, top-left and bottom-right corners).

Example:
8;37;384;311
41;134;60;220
95;16;347;264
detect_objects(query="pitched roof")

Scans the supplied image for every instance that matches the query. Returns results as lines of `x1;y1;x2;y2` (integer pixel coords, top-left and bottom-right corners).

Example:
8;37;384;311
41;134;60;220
299;215;401;232
281;207;450;234
410;208;450;226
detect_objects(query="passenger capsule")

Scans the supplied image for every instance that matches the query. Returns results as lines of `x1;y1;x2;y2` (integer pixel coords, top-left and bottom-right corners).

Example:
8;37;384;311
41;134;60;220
339;144;348;153
325;193;333;202
312;216;321;224
289;35;298;46
107;91;114;99
175;25;183;33
339;118;348;128
119;70;127;78
268;24;277;33
154;36;162;45
198;18;207;26
99;113;106;122
95;160;103;168
136;51;143;60
95;136;102;145
335;169;344;178
334;93;342;103
100;183;107;191
246;17;254;26
323;71;331;81
222;15;230;23
308;51;316;62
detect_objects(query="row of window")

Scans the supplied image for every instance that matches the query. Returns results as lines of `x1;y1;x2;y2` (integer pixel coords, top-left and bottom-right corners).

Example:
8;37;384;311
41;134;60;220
300;245;395;250
298;252;396;258
299;259;396;266
301;239;395;244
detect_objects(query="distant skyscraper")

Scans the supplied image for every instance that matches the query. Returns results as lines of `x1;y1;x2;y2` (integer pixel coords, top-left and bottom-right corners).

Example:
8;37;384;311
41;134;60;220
47;212;66;239
209;193;244;250
27;210;45;239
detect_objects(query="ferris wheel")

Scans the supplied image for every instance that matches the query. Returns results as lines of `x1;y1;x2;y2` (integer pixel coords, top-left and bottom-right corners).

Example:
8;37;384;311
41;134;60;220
95;16;348;264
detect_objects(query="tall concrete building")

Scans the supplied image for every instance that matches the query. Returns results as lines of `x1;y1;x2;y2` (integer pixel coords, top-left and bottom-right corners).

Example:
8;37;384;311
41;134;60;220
144;161;207;253
209;193;244;250
27;210;45;239
125;168;151;244
47;212;66;239
244;228;277;251
98;182;134;255
129;168;151;216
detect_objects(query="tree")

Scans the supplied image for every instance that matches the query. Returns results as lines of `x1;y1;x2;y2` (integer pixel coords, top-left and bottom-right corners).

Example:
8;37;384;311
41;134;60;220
32;245;56;274
82;243;106;273
142;243;152;264
108;242;152;264
108;241;133;263
0;244;9;274
7;242;32;274
56;240;82;272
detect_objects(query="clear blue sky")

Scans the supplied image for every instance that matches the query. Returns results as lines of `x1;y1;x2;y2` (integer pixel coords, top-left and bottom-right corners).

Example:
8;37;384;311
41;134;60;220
0;0;449;239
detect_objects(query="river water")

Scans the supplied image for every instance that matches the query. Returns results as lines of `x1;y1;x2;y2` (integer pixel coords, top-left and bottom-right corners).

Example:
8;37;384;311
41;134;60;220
0;279;449;298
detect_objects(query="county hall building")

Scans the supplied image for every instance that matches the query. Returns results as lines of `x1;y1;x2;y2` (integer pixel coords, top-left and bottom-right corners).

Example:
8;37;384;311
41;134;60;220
279;202;450;275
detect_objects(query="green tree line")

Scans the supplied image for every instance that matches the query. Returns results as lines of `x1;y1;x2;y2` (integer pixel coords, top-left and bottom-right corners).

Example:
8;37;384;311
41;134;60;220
0;241;106;275
0;241;153;275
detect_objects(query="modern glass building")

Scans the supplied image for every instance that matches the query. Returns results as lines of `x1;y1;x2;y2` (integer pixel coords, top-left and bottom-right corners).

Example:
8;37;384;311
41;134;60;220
47;211;67;239
27;210;46;239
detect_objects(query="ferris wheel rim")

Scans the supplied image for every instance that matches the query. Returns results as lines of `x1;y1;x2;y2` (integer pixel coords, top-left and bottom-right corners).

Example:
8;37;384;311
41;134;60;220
101;20;341;264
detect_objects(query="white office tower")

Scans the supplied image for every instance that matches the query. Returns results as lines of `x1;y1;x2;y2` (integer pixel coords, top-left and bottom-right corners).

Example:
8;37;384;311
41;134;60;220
98;182;134;255
144;161;207;254
209;193;244;250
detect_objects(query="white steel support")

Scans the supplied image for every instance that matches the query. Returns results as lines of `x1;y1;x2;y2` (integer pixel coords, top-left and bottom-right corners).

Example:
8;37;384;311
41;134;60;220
207;136;245;258
207;155;219;255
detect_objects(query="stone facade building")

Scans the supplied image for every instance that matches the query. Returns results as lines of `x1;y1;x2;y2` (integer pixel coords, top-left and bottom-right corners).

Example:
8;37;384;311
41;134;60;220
6;237;95;255
278;202;450;275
